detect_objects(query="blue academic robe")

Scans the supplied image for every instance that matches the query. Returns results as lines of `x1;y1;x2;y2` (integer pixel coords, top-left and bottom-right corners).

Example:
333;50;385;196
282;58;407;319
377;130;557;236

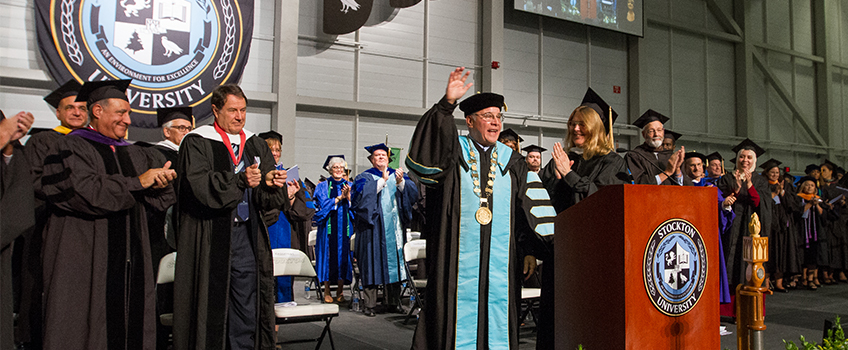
351;168;418;286
695;179;733;303
268;212;294;302
313;179;354;283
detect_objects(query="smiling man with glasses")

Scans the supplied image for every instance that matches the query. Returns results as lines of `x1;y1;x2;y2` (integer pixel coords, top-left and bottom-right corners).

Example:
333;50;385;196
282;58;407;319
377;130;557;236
405;67;555;350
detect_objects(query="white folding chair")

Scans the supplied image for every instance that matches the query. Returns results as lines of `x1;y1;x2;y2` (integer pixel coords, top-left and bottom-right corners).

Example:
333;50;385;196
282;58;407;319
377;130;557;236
273;248;339;350
406;229;421;242
402;239;427;324
519;287;541;329
156;252;177;327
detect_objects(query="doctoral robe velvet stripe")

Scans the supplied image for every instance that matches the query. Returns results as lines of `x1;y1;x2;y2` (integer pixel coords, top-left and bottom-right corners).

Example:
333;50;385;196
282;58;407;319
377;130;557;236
406;97;554;350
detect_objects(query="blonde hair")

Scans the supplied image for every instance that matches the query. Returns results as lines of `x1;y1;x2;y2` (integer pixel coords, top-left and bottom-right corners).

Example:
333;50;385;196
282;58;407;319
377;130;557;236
264;137;281;150
565;106;614;160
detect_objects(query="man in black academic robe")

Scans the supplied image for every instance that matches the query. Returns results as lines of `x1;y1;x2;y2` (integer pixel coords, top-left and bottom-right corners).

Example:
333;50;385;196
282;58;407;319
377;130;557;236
0;110;35;350
147;107;193;349
36;80;177;350
406;68;555;349
173;85;287;350
624;109;690;186
16;80;87;348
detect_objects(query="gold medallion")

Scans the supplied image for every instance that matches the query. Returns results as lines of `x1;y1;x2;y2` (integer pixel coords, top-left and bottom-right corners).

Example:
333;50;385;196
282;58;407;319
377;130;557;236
476;207;492;225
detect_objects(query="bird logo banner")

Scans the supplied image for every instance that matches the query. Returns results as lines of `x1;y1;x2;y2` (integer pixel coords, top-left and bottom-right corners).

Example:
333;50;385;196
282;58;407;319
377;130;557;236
36;0;254;127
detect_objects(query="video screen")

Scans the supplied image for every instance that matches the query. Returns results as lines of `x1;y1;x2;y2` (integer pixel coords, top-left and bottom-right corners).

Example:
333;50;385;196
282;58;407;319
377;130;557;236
514;0;643;37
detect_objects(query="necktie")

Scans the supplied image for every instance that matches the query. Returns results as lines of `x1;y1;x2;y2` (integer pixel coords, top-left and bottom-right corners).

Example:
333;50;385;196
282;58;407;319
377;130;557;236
232;142;249;221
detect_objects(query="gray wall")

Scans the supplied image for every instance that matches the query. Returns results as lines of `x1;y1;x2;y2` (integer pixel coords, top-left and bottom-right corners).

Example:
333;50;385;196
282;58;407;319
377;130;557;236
3;0;848;180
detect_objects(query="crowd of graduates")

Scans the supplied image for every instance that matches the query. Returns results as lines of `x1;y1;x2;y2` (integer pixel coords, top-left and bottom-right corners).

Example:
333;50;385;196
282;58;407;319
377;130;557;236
1;67;846;350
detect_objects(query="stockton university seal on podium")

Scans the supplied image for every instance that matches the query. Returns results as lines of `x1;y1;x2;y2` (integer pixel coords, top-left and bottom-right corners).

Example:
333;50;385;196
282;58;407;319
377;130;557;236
643;218;708;316
36;0;254;126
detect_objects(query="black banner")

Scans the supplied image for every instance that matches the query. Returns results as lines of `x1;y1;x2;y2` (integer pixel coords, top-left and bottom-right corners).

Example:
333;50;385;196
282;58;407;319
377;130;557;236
323;0;373;35
36;0;254;127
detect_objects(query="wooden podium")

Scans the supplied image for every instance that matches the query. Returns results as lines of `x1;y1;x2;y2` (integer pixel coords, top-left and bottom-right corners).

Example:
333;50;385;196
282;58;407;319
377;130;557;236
555;185;720;349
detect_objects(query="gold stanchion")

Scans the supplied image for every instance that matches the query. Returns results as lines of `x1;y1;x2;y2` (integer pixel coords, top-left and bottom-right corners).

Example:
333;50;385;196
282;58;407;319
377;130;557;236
736;213;771;350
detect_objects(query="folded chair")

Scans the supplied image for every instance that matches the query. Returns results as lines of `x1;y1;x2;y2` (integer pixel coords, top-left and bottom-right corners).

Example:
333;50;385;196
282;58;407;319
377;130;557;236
273;248;339;350
401;239;427;324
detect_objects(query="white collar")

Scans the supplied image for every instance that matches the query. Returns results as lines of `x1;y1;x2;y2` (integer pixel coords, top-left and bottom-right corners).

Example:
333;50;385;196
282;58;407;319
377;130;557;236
187;125;254;144
156;139;179;151
569;147;584;154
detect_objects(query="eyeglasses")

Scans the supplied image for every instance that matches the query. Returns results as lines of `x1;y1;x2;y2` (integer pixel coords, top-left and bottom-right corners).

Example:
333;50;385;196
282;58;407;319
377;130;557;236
474;112;504;122
169;126;193;132
331;166;346;170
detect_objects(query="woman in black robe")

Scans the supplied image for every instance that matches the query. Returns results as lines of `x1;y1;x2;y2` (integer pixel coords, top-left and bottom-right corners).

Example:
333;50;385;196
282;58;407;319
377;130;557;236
820;163;848;284
795;176;827;290
760;160;802;292
715;140;772;290
538;103;629;349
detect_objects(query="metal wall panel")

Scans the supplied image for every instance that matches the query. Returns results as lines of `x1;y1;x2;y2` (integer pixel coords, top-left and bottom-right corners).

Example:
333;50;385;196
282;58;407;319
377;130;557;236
294;111;356;181
791;0;813;55
541;19;589;119
765;1;792;49
428;0;480;65
670;30;707;133
503;22;540;115
359;54;423;108
706;40;736;137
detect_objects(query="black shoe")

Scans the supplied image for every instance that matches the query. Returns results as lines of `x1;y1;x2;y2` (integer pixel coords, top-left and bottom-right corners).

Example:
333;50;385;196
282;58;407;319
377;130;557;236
774;287;788;293
364;308;376;317
392;305;406;314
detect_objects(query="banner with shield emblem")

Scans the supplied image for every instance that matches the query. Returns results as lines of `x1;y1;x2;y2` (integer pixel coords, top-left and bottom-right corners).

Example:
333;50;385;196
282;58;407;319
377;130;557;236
36;0;254;127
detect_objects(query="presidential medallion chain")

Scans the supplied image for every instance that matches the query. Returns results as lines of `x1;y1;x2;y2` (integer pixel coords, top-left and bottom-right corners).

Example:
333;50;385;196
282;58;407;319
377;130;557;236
466;136;496;225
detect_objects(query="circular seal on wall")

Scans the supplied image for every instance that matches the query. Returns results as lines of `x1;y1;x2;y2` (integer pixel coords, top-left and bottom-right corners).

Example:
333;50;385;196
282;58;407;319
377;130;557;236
643;218;708;317
36;0;254;127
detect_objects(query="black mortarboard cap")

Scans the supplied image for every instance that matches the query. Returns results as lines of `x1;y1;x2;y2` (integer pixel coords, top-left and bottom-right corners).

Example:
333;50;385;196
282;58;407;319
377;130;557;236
459;92;505;116
663;129;682;142
365;143;390;155
498;128;523;143
303;178;316;194
75;80;131;106
323;155;346;170
805;164;821;174
706;152;723;162
257;130;282;143
730;158;736;164
632;109;669;129
684;152;706;162
822;159;838;170
759;158;782;171
838;167;846;175
798;176;817;187
44;80;83;109
522;144;547;154
157;107;193;127
731;138;765;158
580;87;618;135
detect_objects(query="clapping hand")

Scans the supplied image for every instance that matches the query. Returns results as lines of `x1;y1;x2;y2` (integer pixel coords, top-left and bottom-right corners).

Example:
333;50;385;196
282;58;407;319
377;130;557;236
266;168;287;188
445;67;473;104
139;161;177;189
286;179;300;198
395;168;405;184
341;184;351;200
551;142;573;179
245;163;262;188
666;146;685;176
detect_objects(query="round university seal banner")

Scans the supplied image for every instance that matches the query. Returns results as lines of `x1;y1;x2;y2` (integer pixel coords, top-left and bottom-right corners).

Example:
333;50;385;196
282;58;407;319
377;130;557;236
643;218;708;317
35;0;254;127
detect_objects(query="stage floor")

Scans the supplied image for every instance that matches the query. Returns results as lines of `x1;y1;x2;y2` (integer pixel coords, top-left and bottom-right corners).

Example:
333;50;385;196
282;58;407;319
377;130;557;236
277;280;848;349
